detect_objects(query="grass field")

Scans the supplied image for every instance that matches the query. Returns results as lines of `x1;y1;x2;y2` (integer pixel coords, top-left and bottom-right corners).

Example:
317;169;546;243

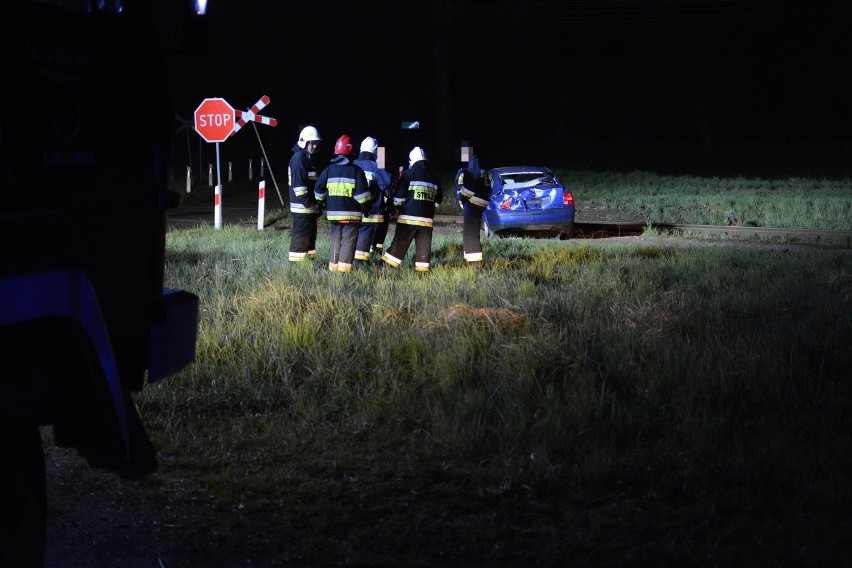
183;168;852;230
138;194;852;565
555;169;851;228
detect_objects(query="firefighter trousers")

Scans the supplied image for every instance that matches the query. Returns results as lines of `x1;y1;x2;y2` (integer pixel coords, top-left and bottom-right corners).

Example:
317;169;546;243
329;222;360;272
354;222;379;262
289;213;318;262
462;202;486;263
372;217;390;252
382;222;434;272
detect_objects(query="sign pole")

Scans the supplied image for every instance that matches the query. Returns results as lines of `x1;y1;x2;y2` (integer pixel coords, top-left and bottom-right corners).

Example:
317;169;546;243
214;142;222;230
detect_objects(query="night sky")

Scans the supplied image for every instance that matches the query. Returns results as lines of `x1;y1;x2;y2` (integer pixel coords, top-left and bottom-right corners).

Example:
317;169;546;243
164;0;851;178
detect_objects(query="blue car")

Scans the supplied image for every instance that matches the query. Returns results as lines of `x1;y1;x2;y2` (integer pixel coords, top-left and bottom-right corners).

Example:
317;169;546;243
456;166;576;238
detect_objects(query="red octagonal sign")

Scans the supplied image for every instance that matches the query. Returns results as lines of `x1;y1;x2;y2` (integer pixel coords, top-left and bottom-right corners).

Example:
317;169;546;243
194;97;235;143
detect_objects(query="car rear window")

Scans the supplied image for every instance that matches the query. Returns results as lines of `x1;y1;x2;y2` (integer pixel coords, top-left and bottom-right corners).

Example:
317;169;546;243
499;172;553;188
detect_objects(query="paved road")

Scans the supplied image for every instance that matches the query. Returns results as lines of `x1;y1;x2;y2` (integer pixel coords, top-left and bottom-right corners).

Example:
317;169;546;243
167;203;264;230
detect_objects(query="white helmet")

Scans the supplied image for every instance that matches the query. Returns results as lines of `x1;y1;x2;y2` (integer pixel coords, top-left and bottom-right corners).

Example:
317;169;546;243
408;146;426;166
360;136;378;154
297;126;321;148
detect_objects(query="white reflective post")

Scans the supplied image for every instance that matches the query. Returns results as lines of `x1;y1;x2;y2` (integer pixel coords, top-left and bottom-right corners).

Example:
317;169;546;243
186;166;192;193
208;163;213;187
214;185;222;230
228;161;233;183
257;180;266;231
248;158;253;181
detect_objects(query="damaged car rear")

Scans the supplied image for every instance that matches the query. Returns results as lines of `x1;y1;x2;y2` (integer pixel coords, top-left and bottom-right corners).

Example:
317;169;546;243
458;166;576;238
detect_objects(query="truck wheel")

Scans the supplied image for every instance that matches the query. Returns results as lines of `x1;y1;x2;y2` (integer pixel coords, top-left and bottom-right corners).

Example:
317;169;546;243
0;384;47;568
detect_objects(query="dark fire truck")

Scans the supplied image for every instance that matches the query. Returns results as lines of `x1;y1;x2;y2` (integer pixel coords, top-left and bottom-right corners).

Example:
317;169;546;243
0;1;200;564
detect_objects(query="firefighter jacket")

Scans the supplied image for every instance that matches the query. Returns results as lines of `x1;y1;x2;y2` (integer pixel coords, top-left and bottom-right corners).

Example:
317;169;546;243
288;144;321;215
393;159;443;227
314;155;371;222
354;151;393;224
457;155;490;208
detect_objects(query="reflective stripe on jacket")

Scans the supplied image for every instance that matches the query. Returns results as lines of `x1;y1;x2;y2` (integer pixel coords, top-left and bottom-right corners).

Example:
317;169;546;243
314;156;371;222
288;144;320;215
393;159;443;227
354;151;393;218
457;155;490;209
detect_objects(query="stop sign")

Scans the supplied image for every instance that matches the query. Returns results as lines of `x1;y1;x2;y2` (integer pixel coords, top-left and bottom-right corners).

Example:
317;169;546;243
194;98;235;143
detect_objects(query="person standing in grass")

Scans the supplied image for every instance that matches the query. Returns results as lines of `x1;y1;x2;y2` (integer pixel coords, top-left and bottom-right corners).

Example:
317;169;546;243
371;195;392;257
381;146;443;273
456;154;490;264
353;136;392;265
288;126;323;263
314;135;371;273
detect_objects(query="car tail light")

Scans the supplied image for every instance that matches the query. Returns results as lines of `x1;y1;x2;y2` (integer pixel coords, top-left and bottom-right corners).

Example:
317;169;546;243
563;191;574;206
499;199;512;210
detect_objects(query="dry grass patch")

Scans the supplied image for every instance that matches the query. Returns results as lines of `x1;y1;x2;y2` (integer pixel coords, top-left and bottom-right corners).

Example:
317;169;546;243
441;303;530;331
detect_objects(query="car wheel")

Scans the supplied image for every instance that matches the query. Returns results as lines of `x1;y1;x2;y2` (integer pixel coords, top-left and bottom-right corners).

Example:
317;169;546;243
557;223;576;240
0;383;47;568
482;217;495;238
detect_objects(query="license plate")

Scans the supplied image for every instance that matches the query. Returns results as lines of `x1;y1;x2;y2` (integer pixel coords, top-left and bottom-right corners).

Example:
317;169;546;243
525;197;549;208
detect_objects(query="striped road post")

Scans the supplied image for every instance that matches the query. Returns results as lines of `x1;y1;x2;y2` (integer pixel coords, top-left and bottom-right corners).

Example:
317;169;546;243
257;180;265;230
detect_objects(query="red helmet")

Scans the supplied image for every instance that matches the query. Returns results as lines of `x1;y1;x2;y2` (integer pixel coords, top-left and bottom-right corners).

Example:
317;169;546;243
334;135;353;155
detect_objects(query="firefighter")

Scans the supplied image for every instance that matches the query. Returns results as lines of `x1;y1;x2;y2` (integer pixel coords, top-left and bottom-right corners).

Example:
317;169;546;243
353;136;392;265
288;125;322;263
458;154;490;264
381;146;443;272
314;135;371;273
